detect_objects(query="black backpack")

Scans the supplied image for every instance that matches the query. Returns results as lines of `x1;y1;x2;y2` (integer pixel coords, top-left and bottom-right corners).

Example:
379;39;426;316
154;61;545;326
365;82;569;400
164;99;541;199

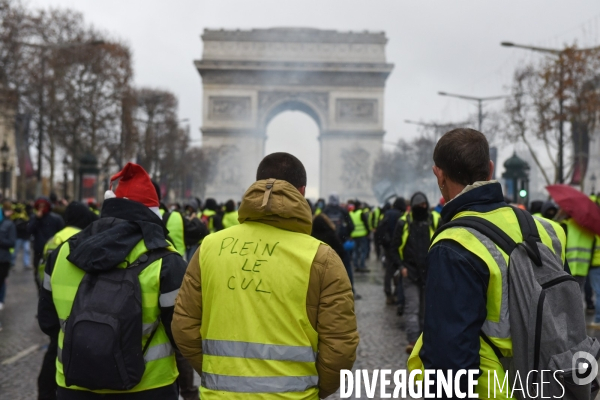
324;207;347;240
62;248;172;390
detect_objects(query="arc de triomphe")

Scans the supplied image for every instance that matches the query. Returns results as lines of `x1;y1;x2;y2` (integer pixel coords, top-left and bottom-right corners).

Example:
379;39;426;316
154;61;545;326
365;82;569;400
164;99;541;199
196;28;393;203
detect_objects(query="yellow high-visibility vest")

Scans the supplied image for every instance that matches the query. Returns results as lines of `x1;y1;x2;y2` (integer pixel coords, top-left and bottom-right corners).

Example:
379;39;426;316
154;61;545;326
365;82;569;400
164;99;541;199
199;221;321;399
349;210;367;238
48;240;178;394
397;212;440;261
563;218;595;276
38;226;81;286
202;209;217;233
222;211;239;229
408;207;565;400
166;211;186;258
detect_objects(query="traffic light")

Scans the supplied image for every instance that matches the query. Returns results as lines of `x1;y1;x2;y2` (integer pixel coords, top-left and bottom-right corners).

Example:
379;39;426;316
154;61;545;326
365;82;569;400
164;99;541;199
519;189;527;198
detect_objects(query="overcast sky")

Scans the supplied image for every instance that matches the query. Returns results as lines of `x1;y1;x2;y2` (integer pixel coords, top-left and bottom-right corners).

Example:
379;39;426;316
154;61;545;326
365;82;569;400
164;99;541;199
30;0;600;198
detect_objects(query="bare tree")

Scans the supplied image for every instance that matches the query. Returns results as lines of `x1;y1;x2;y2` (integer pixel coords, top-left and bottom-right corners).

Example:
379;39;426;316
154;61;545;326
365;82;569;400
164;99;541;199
1;1;134;196
504;45;600;187
132;88;178;180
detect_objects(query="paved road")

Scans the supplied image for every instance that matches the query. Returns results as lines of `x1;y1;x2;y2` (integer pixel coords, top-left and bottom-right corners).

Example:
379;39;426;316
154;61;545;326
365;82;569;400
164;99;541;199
4;252;597;399
0;253;408;399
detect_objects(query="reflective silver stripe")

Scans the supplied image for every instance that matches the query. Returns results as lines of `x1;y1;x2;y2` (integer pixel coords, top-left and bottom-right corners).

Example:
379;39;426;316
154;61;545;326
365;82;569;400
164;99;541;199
568;257;594;264
464;228;511;339
59;318;66;333
202;373;318;393
144;342;174;362
59;319;158;336
42;272;52;291
142;320;159;336
159;289;179;307
567;247;593;253
203;340;317;362
534;217;563;260
57;339;171;364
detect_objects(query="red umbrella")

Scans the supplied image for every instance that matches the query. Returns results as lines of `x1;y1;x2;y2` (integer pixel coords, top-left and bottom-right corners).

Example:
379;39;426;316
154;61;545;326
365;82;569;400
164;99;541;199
546;184;600;236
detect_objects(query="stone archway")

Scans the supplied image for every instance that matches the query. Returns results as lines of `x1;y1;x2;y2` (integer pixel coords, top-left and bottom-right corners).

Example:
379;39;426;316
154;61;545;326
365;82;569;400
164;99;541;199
196;28;394;203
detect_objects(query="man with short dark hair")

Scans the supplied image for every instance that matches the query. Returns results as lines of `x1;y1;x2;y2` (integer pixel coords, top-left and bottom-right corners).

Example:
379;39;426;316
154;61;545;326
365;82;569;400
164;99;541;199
255;152;307;188
407;128;567;398
173;152;359;399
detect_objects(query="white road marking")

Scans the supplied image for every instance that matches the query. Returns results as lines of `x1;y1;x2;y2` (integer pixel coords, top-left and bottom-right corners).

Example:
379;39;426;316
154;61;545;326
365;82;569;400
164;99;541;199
1;344;42;365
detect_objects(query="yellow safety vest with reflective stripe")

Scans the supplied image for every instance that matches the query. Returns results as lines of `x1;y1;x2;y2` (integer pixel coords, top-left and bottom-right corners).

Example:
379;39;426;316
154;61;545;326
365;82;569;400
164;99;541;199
407;207;565;400
166;211;186;258
349;209;367;238
38;226;81;286
222;211;239;229
48;240;178;394
593;236;600;267
199;221;320;399
368;208;382;231
397;212;440;261
159;208;165;217
563;218;595;276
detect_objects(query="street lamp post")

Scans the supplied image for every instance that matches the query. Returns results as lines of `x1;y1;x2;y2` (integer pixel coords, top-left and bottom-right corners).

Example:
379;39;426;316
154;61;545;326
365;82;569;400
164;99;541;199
62;155;69;200
404;119;471;142
15;40;105;197
0;141;9;199
437;92;506;131
500;41;600;184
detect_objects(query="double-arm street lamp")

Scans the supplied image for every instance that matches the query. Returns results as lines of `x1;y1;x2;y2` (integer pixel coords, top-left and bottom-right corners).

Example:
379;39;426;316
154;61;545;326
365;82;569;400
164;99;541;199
437;92;506;132
500;41;600;184
404;119;471;142
15;40;104;197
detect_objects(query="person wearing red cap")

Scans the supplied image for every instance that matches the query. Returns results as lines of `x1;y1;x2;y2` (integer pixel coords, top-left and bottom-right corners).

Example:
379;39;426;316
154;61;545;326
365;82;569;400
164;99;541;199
38;163;187;400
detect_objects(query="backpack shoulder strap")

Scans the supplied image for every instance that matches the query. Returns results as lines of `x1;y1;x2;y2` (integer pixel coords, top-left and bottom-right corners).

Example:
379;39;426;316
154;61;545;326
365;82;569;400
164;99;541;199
432;216;518;256
126;247;175;355
512;207;543;267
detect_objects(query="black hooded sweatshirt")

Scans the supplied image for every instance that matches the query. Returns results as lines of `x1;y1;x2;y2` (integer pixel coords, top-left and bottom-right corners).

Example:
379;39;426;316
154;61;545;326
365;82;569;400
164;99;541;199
311;214;345;260
38;198;187;395
390;192;433;285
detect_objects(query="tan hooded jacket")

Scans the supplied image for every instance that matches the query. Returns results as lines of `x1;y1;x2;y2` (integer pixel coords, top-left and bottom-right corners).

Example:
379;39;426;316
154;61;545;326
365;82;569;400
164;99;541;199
172;179;359;398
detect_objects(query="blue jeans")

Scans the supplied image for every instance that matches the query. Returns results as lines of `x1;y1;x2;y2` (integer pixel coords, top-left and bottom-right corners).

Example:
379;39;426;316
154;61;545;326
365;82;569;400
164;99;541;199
352;236;369;271
342;250;354;290
185;244;198;263
588;268;600;322
12;238;30;267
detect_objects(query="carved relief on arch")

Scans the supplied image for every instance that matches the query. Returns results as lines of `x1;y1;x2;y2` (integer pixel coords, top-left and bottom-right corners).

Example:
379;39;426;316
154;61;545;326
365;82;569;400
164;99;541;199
257;91;329;129
212;144;242;189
